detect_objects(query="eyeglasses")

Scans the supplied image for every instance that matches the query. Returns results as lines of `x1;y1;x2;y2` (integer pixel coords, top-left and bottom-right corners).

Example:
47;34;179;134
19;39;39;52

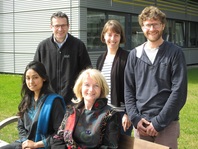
52;24;68;29
143;23;162;30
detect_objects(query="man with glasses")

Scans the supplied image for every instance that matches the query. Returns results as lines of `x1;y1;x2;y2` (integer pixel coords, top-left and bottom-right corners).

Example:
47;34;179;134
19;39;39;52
34;11;92;105
124;6;187;149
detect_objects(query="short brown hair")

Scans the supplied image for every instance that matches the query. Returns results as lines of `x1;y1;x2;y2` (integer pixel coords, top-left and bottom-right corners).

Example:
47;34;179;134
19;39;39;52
50;11;69;25
101;20;126;44
138;6;166;26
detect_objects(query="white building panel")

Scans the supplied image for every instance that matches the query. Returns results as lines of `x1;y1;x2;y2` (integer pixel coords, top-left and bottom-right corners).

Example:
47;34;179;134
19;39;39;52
0;33;14;52
0;0;13;13
14;32;51;53
15;53;35;74
0;53;14;73
14;0;71;12
0;13;14;33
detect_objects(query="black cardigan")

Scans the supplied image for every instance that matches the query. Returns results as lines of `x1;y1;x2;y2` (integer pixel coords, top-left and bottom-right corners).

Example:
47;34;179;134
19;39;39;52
96;47;129;107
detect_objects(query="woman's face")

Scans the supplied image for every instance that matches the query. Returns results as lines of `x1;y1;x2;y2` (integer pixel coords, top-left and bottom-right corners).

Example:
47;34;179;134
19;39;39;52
82;75;101;104
25;69;45;94
104;30;121;51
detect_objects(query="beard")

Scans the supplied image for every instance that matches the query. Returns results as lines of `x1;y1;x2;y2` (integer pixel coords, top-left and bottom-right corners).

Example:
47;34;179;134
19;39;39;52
144;30;163;42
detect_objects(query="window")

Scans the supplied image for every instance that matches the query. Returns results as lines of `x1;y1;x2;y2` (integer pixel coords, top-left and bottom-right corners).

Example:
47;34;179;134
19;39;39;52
175;22;185;47
165;20;185;47
164;20;174;42
188;22;198;47
87;10;127;51
87;10;105;51
131;16;145;48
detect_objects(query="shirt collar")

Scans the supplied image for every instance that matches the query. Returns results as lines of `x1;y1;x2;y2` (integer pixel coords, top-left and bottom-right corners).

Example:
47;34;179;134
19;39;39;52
76;98;108;110
54;33;68;48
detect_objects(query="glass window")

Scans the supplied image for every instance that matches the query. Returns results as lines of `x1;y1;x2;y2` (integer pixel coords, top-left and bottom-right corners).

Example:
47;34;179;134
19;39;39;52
131;16;145;48
163;20;174;42
87;10;105;51
188;22;197;47
175;22;185;47
165;20;185;47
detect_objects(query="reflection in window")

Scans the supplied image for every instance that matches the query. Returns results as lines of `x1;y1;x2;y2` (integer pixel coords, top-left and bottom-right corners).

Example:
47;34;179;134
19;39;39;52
175;22;185;47
166;21;185;47
87;10;105;51
131;16;145;48
188;22;197;47
163;20;174;42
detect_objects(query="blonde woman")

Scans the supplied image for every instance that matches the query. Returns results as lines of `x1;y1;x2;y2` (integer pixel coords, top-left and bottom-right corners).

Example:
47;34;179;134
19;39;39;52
51;68;121;149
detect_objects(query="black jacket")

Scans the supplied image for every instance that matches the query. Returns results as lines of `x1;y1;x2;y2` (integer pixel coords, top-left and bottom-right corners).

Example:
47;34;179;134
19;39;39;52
34;33;92;104
51;98;121;149
96;47;129;107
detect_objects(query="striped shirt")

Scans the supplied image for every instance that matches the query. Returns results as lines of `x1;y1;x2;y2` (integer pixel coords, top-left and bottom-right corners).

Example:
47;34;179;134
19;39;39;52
101;54;115;105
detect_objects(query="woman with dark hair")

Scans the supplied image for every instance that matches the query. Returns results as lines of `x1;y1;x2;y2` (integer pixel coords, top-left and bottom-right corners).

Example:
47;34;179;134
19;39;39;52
96;20;132;136
1;61;65;149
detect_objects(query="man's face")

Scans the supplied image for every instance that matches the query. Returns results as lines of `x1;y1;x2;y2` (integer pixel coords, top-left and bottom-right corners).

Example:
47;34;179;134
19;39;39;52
50;17;69;43
141;19;165;43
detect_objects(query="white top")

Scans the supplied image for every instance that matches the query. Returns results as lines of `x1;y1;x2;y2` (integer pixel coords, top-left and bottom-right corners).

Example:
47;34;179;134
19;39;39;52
101;54;115;105
144;46;159;64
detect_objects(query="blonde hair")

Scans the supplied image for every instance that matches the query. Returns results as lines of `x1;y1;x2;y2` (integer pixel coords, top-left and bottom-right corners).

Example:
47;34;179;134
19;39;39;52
101;20;126;44
73;68;109;101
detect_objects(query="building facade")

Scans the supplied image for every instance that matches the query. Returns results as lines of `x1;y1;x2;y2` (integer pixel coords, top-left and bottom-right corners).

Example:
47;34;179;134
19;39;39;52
0;0;198;74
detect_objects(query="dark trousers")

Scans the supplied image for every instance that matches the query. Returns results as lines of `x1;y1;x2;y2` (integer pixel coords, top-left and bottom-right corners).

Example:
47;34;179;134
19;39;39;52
0;142;22;149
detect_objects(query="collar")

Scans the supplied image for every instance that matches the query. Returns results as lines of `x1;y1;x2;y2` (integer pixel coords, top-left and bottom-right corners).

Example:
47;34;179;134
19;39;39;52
53;33;68;48
76;98;108;110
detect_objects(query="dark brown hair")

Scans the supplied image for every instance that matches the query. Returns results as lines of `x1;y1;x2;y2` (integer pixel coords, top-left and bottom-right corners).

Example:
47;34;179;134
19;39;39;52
101;20;126;44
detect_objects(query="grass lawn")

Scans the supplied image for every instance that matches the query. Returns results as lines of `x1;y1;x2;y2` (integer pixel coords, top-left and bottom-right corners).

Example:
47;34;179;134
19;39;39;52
0;74;21;142
0;66;198;148
178;66;198;149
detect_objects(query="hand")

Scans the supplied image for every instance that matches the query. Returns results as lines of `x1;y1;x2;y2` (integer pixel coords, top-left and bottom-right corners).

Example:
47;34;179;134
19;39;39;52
137;118;150;136
122;114;132;132
22;140;35;149
146;123;158;136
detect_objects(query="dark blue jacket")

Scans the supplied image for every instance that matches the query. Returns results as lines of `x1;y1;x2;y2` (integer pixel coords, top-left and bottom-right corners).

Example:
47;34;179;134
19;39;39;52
124;41;187;131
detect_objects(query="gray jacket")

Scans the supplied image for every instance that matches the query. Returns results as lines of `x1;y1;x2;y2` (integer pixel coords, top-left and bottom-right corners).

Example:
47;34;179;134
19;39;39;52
124;41;187;132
